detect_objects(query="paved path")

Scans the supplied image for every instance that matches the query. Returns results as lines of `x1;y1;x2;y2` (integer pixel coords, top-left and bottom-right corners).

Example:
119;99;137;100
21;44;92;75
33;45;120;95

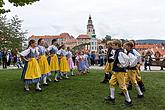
0;65;164;72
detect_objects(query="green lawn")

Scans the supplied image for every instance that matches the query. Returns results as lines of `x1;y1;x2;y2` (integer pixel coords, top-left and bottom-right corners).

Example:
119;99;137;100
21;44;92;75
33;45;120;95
0;69;165;110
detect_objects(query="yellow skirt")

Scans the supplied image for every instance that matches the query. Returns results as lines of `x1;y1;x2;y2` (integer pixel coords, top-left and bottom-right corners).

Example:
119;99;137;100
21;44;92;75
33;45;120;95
104;62;113;73
60;56;70;73
25;58;41;79
38;55;51;75
50;54;59;71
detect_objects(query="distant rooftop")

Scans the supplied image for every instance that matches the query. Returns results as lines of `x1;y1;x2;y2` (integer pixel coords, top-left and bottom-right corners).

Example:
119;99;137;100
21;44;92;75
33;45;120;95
136;39;165;44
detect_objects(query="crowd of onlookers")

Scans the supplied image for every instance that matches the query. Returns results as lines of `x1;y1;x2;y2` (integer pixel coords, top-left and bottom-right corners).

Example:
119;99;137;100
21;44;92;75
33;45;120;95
0;48;23;69
0;47;165;70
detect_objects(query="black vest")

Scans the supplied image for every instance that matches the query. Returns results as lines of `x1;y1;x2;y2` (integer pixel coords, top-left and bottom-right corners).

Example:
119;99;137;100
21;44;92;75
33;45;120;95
107;47;114;63
112;48;126;72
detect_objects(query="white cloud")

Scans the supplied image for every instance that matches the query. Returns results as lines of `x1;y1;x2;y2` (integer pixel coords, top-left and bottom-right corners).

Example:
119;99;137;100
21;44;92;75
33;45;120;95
3;0;165;39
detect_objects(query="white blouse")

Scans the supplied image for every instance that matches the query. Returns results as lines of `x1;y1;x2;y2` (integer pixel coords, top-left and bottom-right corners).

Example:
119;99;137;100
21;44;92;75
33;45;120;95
118;52;129;68
20;47;39;57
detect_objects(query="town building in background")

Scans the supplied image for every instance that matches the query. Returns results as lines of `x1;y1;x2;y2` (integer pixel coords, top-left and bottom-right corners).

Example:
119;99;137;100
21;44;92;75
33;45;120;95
29;33;78;49
28;15;99;52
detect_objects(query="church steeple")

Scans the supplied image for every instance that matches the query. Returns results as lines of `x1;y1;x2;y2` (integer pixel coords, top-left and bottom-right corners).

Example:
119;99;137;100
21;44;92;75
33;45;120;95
87;14;95;35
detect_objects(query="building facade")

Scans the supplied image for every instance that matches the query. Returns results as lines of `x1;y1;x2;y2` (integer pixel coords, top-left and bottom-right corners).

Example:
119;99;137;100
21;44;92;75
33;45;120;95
29;33;78;49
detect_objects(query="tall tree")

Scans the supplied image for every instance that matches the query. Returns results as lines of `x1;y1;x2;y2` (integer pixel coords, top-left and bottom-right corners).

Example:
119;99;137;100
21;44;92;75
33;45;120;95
0;0;39;14
0;15;27;49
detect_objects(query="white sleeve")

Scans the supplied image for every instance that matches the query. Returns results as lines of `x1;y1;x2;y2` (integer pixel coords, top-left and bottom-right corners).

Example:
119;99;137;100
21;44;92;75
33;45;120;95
20;49;30;57
47;46;52;51
118;52;129;67
133;49;142;64
35;47;40;56
57;49;61;55
128;53;138;67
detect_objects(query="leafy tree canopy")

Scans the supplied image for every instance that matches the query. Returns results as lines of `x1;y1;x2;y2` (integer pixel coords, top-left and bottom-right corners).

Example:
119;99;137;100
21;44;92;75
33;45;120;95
0;0;39;14
0;15;27;50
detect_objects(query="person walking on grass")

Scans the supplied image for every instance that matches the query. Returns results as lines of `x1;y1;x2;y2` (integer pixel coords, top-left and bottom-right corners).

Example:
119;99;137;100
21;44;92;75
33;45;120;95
58;45;70;79
47;39;60;82
104;39;132;106
66;47;75;76
20;40;42;92
101;41;114;84
124;42;144;98
37;38;51;86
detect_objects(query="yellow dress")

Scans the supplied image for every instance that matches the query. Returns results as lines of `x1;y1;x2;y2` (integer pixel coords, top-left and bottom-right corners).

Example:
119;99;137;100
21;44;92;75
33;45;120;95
38;55;51;75
25;58;41;79
60;56;70;73
50;54;59;71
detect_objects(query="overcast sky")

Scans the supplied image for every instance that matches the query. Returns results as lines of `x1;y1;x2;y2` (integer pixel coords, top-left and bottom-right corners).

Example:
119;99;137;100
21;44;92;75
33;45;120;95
4;0;165;40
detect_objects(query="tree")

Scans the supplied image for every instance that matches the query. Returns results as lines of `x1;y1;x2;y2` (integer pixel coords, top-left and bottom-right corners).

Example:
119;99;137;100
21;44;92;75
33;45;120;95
105;35;111;41
0;15;27;50
0;0;39;14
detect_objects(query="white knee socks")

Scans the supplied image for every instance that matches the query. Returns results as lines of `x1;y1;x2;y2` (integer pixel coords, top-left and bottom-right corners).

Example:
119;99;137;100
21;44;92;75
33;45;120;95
124;90;131;102
110;87;115;99
43;77;47;84
36;82;41;90
135;85;143;95
24;84;29;90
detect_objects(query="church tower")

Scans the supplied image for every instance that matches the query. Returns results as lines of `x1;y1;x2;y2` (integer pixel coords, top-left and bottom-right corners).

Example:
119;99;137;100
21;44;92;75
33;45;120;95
87;14;97;52
87;14;95;35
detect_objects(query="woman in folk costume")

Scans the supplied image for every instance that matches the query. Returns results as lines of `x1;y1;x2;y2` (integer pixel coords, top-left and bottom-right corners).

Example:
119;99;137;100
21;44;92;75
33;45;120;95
37;38;51;86
20;40;42;92
76;52;87;75
101;41;114;84
58;45;70;79
66;47;75;76
47;39;60;82
105;39;132;106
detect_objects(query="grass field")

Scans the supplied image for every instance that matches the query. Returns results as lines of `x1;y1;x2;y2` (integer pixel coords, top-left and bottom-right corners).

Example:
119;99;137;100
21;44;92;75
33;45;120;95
0;69;165;110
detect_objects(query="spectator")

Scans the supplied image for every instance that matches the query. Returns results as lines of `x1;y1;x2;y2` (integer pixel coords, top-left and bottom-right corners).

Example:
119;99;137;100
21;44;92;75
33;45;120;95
0;49;2;66
155;51;161;61
2;48;7;68
87;52;91;66
144;51;152;70
99;50;105;66
90;51;95;66
13;48;18;66
7;50;12;66
95;52;99;65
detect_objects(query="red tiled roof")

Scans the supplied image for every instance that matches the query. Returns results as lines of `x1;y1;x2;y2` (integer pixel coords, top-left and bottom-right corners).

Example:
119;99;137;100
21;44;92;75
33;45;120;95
60;33;70;37
30;35;63;39
77;34;91;39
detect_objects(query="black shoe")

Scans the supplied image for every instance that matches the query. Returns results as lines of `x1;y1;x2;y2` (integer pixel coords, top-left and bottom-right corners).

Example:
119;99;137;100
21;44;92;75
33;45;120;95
100;80;108;84
104;96;115;104
127;84;132;90
118;92;124;96
137;94;144;98
43;83;49;86
35;88;42;92
124;100;133;107
24;88;30;92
